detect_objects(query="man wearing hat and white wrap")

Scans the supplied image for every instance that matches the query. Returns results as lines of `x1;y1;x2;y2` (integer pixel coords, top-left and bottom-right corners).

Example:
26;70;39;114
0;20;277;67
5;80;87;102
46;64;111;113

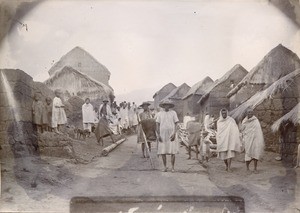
156;99;179;172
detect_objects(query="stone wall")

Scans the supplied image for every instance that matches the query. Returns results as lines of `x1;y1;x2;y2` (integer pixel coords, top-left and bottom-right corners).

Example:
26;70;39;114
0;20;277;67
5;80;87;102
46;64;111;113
254;94;299;152
0;69;36;160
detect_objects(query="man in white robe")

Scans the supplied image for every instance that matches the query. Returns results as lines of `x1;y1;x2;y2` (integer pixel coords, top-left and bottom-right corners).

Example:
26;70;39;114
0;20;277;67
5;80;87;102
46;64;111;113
241;108;265;174
217;108;241;172
156;99;179;173
82;98;94;133
52;89;67;134
119;103;129;131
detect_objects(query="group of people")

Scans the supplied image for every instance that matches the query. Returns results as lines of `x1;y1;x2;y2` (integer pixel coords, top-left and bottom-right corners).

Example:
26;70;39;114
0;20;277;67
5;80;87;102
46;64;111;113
137;99;265;174
32;89;67;134
216;108;265;173
32;90;265;173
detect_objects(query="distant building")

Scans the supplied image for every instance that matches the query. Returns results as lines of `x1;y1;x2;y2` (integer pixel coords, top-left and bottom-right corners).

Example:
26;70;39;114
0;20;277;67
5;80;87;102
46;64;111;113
48;46;111;86
227;44;300;109
182;76;214;117
161;83;191;122
45;47;114;102
198;64;248;123
153;83;177;109
45;66;114;102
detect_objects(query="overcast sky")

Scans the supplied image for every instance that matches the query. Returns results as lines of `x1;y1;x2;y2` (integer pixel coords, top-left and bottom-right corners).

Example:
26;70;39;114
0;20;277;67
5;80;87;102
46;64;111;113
0;0;299;104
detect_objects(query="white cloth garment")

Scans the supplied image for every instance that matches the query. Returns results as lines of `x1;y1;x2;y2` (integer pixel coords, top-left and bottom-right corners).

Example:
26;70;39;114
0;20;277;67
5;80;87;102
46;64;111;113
120;107;129;129
216;110;241;159
52;97;67;128
241;116;265;161
82;103;95;123
183;115;195;129
156;110;179;155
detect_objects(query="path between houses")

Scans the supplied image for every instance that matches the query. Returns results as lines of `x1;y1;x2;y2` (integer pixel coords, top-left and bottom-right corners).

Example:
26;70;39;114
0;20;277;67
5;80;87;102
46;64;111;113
1;134;300;212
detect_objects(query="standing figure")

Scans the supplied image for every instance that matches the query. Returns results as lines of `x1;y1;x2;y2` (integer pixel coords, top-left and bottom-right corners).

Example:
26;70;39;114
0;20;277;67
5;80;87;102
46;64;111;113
186;121;201;160
95;99;114;145
52;89;67;134
45;97;53;131
32;93;47;133
156;99;179;172
119;102;129;132
129;102;139;132
137;102;156;158
241;108;265;174
82;98;94;135
216;108;241;172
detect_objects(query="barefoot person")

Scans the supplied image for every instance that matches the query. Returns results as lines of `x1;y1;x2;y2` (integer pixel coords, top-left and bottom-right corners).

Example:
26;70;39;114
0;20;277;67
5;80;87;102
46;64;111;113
241;108;265;174
137;102;156;158
186;121;201;160
32;93;47;133
52;89;67;134
82;98;95;136
216;108;241;172
156;99;179;172
95;99;115;145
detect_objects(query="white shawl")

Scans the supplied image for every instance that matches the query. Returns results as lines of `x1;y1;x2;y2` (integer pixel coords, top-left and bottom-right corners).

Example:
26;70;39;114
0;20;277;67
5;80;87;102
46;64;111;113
217;111;241;153
241;116;265;160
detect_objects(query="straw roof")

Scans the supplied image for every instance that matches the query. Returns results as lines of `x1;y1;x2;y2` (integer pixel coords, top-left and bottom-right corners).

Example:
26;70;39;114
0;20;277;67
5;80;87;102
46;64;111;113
162;83;190;101
48;46;110;76
45;66;114;94
227;44;300;98
230;69;300;121
271;103;300;132
153;83;176;98
182;76;214;100
198;64;248;104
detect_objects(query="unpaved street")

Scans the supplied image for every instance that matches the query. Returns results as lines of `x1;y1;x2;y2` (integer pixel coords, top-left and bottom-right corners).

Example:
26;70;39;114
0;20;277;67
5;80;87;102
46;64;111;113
1;134;300;212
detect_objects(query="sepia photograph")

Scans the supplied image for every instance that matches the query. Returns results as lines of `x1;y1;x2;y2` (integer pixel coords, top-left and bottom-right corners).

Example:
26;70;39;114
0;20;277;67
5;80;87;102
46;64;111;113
0;0;300;212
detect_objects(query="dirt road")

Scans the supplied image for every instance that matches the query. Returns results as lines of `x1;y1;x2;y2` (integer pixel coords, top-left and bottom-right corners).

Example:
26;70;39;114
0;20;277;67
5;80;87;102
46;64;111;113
1;134;300;212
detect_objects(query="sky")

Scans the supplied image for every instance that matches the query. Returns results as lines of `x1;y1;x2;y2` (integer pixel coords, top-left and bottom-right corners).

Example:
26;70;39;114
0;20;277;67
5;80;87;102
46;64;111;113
0;0;299;104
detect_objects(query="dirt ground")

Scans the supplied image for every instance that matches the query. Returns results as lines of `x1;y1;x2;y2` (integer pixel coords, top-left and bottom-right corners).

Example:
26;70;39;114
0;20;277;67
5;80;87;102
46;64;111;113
0;132;300;212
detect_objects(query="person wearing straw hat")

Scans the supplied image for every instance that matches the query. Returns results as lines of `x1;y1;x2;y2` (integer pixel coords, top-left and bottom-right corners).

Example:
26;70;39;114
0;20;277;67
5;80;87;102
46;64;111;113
95;98;115;146
156;99;179;172
137;102;156;158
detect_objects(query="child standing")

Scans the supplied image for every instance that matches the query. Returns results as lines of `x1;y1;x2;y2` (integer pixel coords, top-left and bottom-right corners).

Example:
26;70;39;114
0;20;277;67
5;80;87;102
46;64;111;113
45;97;53;131
32;93;47;133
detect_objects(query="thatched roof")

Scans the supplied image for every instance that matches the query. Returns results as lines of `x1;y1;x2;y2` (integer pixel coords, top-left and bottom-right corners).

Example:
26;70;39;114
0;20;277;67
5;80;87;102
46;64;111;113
153;83;176;98
230;68;300;121
162;83;191;101
44;66;114;94
182;76;214;100
227;44;300;98
48;46;110;77
198;64;248;104
271;103;300;132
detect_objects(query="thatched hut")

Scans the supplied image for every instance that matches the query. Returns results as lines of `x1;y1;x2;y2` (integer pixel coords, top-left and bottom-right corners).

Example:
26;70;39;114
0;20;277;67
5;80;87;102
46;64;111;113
161;83;191;121
44;66;114;103
230;69;300;152
271;103;300;163
182;76;214;117
227;44;300;109
153;83;176;109
48;46;111;86
197;64;248;123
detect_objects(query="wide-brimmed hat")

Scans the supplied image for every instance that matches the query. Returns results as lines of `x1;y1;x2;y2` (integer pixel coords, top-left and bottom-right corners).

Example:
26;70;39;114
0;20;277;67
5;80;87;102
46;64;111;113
159;99;174;108
103;98;109;102
139;102;151;107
